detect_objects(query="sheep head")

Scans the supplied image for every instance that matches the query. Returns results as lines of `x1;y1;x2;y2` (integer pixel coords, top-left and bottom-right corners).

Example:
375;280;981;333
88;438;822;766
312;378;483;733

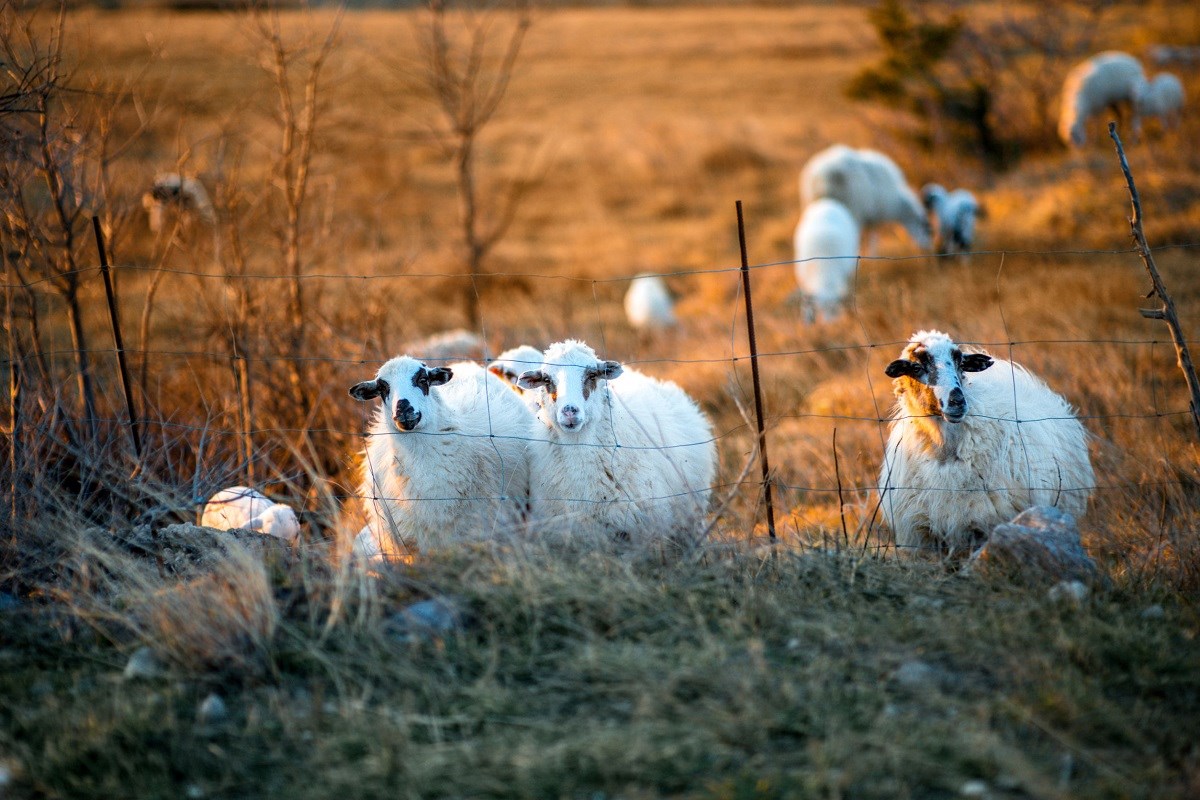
885;331;992;424
349;356;452;432
517;339;622;433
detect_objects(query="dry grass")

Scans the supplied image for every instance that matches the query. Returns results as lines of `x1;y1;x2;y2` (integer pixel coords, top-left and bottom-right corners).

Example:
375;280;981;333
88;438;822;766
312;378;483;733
3;2;1200;796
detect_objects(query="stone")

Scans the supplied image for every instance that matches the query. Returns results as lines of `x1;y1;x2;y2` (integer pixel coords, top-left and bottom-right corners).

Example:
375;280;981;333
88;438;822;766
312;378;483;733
198;693;228;725
892;660;939;692
123;646;162;681
1141;604;1166;620
970;506;1097;584
386;596;468;643
1048;580;1089;605
959;779;989;797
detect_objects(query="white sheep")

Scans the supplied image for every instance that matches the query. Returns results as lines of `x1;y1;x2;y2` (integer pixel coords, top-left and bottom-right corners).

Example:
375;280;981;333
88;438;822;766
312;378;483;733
1135;73;1185;133
793;197;861;322
516;339;717;544
402;329;488;366
142;173;215;233
878;331;1094;558
921;184;981;257
799;144;932;254
1058;51;1146;148
487;344;545;415
624;273;676;331
349;356;533;556
200;486;300;542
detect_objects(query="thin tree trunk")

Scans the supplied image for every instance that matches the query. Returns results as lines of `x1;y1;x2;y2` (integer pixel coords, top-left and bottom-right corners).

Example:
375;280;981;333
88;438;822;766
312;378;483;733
458;135;482;328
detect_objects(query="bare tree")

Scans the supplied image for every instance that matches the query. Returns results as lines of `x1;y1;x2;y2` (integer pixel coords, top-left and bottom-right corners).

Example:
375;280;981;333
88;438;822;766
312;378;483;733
405;0;532;329
249;5;342;418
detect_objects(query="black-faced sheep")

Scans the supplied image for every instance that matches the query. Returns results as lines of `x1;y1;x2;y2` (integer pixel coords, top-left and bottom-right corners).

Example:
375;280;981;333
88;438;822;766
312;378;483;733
878;331;1094;557
349;356;533;556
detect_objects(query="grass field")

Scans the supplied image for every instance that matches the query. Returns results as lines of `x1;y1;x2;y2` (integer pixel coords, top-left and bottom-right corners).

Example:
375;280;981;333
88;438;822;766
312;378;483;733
3;2;1200;797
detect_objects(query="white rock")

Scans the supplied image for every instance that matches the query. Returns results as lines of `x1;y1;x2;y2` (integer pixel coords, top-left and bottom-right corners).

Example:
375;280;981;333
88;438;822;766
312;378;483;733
198;693;228;725
123;646;162;681
959;779;989;797
1141;604;1165;620
1048;580;1089;605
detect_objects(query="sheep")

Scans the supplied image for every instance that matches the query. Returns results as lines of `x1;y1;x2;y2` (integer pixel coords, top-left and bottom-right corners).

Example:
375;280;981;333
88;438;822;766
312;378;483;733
1058;51;1146;148
623;273;676;331
799;144;932;254
142;173;215;233
516;339;717;544
402;329;488;366
792;197;861;322
921;184;981;257
487;344;545;414
1135;73;1185;133
878;331;1094;558
349;355;533;556
200;486;300;542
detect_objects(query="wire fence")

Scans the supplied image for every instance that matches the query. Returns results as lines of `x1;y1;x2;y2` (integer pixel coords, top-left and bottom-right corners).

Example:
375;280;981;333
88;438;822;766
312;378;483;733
4;208;1199;557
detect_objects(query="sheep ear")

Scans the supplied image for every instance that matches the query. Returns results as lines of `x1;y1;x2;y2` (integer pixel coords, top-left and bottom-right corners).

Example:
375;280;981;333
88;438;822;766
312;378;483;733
598;360;623;380
961;354;994;373
517;370;551;391
427;367;453;386
349;377;389;401
885;359;922;379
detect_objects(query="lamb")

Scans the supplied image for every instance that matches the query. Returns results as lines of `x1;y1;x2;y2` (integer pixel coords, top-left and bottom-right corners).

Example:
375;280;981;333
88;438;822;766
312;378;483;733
487;344;545;414
624;273;676;331
142;173;215;233
792;197;861;322
1058;51;1146;148
1135;73;1185;133
799;144;932;254
200;486;300;542
878;331;1094;558
349;355;533;557
516;339;717;544
921;184;981;257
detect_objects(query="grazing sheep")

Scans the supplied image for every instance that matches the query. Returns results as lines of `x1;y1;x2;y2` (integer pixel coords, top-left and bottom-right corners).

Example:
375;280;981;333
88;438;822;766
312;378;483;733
793;197;861;322
200;486;300;542
878;331;1094;557
624;273;676;331
1058;51;1146;147
142;173;215;233
517;339;717;543
921;184;981;257
488;344;546;414
799;144;932;254
1135;73;1185;132
349;356;533;556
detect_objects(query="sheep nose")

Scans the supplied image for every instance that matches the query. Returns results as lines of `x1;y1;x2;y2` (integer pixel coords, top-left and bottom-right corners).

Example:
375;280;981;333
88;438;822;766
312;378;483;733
947;387;965;408
394;399;421;431
559;404;583;430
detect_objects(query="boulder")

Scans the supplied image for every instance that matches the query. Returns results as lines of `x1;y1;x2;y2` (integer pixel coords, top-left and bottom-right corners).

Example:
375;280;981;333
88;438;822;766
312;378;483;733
970;506;1097;584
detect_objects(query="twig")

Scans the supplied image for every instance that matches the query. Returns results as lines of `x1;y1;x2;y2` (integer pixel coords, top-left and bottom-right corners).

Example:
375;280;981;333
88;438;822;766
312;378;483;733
833;427;848;550
1109;123;1200;440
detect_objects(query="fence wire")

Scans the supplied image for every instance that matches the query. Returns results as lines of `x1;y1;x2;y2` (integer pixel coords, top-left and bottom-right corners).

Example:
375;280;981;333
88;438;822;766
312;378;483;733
4;241;1199;551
